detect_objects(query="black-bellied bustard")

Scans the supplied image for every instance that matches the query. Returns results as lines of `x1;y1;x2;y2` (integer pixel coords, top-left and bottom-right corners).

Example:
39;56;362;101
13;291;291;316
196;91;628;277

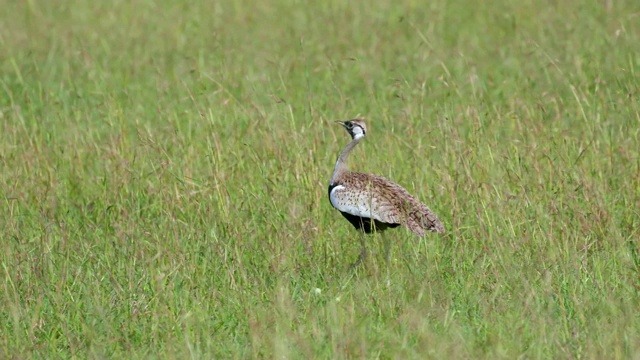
328;118;444;266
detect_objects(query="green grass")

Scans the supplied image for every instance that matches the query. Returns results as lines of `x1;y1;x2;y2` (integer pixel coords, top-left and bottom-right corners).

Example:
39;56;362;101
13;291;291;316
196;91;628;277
1;0;640;358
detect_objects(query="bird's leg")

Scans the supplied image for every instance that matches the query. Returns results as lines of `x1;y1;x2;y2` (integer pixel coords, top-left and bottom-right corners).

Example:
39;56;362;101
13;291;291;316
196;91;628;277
383;234;392;265
382;233;391;287
349;231;368;270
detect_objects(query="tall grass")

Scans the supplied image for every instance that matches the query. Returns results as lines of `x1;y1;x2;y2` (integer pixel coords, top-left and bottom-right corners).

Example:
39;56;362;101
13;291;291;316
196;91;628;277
1;0;639;358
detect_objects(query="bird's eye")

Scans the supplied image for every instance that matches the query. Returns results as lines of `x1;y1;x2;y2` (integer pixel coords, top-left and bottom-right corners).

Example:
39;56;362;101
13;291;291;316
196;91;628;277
346;122;353;129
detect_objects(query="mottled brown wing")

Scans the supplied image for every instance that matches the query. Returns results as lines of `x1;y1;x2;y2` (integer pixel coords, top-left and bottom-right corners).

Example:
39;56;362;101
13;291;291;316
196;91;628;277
350;172;445;236
329;174;403;225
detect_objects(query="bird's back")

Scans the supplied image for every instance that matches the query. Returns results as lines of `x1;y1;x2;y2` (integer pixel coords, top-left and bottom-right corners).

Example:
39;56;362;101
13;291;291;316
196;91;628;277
329;171;444;236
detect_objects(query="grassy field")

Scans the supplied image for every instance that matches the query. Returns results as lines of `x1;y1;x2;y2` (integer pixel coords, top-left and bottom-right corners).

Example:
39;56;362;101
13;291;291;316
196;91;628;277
1;0;640;358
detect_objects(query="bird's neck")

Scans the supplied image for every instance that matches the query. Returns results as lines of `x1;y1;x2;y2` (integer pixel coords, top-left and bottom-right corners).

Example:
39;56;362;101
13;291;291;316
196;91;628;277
331;137;362;184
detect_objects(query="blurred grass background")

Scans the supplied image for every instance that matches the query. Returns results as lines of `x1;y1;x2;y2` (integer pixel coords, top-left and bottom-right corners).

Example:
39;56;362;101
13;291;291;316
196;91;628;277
1;0;639;358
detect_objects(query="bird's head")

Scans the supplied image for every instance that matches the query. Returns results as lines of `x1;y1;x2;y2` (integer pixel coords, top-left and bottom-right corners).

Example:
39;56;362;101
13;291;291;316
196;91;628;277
336;118;367;140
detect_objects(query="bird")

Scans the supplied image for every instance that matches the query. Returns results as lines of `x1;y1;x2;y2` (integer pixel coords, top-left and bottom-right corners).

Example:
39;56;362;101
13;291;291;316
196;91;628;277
328;118;444;265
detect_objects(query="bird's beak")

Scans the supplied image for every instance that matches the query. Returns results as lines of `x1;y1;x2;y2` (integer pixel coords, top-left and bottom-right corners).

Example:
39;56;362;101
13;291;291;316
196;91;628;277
335;121;346;127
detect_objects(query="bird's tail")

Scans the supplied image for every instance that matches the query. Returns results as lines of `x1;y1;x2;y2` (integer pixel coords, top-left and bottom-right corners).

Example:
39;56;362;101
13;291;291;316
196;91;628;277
404;200;445;236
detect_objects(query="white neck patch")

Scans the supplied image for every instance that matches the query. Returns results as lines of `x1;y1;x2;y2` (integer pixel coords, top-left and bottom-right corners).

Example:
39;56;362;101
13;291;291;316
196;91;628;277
351;126;365;140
